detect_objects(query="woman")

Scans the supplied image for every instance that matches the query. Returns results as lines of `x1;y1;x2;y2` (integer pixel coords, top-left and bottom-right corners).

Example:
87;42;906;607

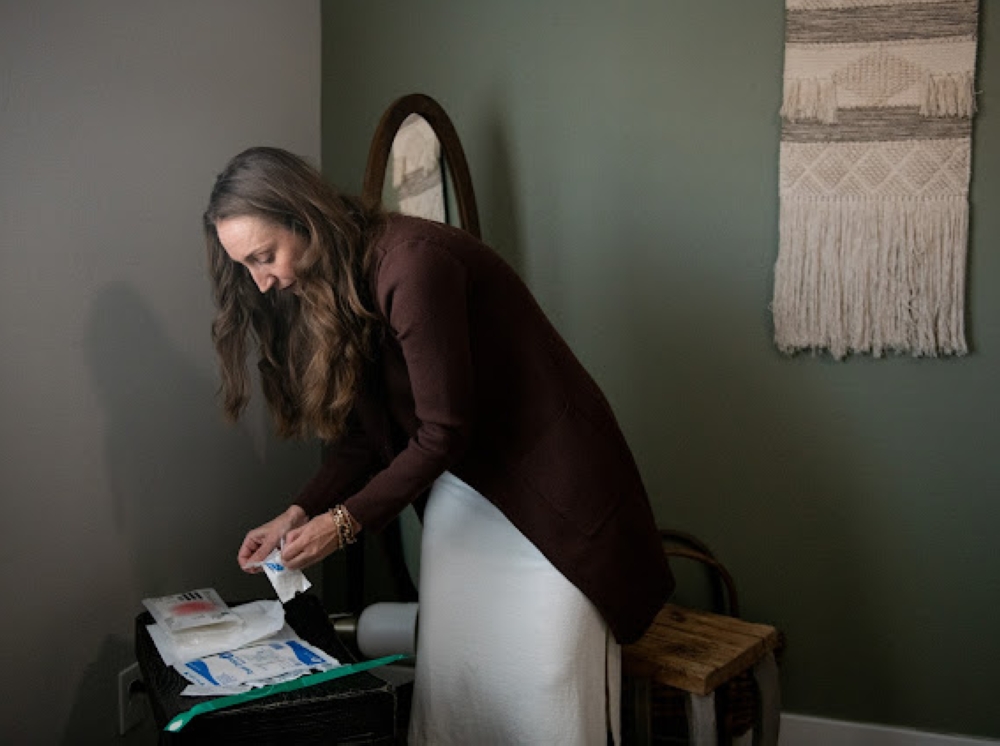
204;146;673;745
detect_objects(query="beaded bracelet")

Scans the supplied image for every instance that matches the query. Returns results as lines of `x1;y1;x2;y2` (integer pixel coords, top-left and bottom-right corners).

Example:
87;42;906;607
329;504;357;548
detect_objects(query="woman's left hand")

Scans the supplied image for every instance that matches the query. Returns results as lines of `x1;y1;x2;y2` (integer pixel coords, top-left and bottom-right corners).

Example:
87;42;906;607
280;511;340;571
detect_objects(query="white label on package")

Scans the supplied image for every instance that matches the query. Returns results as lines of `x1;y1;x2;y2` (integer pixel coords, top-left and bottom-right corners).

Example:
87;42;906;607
178;639;338;689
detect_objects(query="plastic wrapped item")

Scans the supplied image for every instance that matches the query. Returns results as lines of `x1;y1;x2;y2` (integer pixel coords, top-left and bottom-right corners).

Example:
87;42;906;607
143;588;241;634
177;638;339;693
147;600;285;665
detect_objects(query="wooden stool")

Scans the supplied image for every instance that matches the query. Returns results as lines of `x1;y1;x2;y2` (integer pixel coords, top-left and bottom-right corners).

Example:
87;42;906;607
623;603;781;745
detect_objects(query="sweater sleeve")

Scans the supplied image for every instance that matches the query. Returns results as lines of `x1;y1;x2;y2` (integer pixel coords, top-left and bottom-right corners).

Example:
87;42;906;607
292;409;382;517
342;239;474;533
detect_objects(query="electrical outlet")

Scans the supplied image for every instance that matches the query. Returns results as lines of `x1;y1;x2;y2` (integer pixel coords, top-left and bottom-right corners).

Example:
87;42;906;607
118;662;146;734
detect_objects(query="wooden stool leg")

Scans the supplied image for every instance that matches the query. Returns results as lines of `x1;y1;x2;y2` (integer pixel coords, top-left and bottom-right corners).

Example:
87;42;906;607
629;675;653;745
685;691;717;746
752;652;781;746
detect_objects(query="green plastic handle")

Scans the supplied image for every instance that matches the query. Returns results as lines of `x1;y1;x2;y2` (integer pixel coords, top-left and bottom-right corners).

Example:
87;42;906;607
164;653;409;733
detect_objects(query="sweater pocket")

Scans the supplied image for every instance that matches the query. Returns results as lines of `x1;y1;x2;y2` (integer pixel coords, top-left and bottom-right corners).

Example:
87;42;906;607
513;403;637;537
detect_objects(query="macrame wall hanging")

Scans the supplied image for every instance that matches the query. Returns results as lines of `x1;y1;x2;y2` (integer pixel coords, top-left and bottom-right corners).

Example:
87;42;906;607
772;0;981;359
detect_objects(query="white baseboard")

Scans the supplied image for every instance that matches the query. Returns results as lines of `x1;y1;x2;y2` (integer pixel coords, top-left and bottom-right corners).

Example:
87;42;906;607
780;713;1000;746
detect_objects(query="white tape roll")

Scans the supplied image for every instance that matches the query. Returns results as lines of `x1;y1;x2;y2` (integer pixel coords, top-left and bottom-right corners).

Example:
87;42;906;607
356;602;419;658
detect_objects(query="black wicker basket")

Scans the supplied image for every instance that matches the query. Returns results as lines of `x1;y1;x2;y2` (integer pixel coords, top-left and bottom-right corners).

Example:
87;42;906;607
135;593;399;745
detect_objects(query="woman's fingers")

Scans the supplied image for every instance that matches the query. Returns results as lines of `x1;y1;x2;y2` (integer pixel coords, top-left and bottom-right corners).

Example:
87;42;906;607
238;506;311;573
238;526;280;572
281;533;308;568
238;535;261;570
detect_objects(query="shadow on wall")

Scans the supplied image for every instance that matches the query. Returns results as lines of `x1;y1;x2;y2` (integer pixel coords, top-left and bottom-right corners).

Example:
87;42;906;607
84;281;297;592
68;282;316;742
60;633;159;746
478;94;525;277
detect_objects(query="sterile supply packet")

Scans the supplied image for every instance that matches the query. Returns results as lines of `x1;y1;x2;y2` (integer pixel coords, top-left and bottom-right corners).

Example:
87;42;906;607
179;669;309;697
245;546;311;603
176;624;310;695
143;588;242;634
147;600;285;665
175;638;340;696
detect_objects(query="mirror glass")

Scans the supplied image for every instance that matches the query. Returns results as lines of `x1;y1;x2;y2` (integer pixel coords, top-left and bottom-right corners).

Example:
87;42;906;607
382;114;461;229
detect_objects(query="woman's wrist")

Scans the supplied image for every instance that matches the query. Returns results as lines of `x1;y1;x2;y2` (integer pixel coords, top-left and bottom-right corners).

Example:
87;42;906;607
285;504;308;527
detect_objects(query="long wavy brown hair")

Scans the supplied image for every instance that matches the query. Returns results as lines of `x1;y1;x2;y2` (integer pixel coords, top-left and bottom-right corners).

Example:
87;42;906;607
203;147;385;441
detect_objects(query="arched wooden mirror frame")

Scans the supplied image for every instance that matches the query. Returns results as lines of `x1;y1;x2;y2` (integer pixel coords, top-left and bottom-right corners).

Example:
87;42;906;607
362;93;480;239
342;94;479;615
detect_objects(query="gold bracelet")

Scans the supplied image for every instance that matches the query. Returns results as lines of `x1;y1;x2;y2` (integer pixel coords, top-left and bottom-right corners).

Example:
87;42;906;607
328;504;357;548
338;505;357;546
328;506;346;547
341;505;358;545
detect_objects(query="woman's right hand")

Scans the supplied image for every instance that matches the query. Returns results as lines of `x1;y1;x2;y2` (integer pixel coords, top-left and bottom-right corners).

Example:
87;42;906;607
238;504;308;573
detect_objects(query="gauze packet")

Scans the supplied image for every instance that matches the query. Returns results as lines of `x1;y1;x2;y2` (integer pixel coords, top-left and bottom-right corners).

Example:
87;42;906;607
246;546;311;603
147;599;286;665
177;638;339;693
143;588;242;635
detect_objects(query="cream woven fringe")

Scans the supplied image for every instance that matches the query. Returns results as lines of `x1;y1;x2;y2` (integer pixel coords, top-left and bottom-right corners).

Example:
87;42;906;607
774;197;968;358
781;72;976;124
921;72;977;118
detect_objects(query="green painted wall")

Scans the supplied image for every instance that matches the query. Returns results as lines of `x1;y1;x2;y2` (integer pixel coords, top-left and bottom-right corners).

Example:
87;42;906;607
321;1;999;738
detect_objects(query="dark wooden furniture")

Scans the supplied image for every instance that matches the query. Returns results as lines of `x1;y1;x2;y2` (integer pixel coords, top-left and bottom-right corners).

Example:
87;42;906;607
623;604;781;745
622;531;783;745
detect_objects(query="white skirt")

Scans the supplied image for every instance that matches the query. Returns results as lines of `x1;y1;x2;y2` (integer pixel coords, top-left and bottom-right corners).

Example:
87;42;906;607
408;471;621;745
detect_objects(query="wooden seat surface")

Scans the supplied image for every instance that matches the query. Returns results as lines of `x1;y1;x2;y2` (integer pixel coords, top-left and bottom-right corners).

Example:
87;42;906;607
623;604;780;696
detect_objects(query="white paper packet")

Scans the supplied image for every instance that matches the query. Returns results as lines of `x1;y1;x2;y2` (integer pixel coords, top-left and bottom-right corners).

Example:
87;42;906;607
143;588;241;633
147;600;285;665
179;669;307;697
246;547;311;603
176;638;339;694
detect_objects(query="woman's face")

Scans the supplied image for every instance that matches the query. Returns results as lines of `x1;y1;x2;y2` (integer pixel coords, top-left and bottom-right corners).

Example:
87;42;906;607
216;215;306;294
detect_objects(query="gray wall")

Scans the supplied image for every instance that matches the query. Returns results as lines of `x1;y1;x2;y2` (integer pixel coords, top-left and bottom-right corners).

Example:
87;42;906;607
0;2;321;742
321;1;1000;739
